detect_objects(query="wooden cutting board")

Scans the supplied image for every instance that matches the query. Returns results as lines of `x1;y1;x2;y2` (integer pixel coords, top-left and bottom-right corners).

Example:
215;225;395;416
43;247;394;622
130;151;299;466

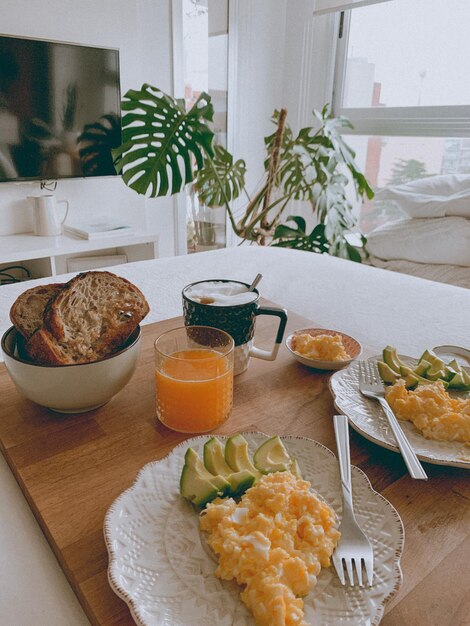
0;306;469;626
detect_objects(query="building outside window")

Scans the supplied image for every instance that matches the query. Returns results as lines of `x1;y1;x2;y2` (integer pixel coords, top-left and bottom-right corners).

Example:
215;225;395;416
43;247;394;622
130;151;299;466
331;0;470;233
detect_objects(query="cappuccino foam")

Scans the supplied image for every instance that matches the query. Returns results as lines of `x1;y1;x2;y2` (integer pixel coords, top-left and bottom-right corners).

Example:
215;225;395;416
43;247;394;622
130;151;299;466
186;281;258;306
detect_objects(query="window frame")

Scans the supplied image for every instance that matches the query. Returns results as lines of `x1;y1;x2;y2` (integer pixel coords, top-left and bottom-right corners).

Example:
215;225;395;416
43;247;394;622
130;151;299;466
171;0;233;254
331;9;470;138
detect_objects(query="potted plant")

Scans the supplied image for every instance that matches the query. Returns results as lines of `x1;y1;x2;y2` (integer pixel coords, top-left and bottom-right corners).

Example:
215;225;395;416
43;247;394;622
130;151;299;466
112;84;373;261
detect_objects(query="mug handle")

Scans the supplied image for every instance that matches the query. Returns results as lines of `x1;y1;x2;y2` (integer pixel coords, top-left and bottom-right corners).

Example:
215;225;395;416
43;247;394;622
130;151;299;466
57;200;69;224
249;305;288;361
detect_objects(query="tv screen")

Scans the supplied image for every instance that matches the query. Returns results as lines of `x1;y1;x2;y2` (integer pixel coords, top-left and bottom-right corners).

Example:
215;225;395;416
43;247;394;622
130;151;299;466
0;35;121;182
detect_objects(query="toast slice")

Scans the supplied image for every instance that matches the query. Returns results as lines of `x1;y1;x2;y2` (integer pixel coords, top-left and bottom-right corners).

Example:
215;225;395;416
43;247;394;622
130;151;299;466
42;271;149;361
10;284;64;339
25;327;79;365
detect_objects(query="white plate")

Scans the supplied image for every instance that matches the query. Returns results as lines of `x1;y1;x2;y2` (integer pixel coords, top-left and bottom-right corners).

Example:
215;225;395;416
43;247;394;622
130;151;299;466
330;356;470;469
104;433;404;626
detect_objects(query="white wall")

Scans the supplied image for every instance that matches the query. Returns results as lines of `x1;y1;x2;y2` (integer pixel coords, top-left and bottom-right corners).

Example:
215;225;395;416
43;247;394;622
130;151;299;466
230;0;287;200
0;0;177;257
228;0;336;240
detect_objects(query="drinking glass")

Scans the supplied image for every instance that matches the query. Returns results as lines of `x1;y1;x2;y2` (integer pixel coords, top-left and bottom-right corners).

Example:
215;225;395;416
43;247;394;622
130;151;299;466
154;326;234;433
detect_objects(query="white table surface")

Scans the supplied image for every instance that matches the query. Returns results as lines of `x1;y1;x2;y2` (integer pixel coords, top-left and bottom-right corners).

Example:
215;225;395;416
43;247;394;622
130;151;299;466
1;246;469;625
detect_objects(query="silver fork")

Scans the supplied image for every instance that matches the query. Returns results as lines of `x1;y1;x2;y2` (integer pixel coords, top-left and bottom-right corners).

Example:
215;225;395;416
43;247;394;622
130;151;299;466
332;414;374;587
358;360;428;480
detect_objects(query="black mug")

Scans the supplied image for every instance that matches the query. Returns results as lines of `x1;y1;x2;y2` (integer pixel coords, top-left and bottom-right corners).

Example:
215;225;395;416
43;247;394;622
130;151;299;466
182;279;288;375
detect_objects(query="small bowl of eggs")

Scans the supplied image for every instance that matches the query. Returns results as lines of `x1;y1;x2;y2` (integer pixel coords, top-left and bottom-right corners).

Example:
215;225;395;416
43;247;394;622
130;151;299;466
286;328;362;371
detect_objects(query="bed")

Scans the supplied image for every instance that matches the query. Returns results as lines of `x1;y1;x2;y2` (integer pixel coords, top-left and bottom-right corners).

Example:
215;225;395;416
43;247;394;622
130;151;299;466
367;174;470;289
1;246;470;624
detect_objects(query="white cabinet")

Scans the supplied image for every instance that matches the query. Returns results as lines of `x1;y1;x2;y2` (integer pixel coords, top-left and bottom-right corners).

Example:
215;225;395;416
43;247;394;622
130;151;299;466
0;231;159;283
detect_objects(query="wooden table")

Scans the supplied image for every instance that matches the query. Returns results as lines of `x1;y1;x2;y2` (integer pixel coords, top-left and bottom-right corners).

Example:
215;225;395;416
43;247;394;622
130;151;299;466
0;307;469;626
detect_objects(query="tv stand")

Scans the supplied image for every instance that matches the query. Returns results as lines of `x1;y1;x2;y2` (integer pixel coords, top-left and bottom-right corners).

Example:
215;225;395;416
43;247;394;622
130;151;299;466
0;230;159;283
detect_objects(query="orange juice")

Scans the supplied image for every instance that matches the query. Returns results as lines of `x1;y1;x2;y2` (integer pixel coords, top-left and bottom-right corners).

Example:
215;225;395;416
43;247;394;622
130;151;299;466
156;349;233;432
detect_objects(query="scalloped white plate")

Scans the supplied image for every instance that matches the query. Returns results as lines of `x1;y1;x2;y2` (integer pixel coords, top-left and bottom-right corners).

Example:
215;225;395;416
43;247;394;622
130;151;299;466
104;433;404;626
330;356;470;469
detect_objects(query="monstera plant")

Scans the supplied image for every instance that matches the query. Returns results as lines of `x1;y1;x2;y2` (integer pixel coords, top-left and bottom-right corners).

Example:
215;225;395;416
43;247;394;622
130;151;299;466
113;84;373;261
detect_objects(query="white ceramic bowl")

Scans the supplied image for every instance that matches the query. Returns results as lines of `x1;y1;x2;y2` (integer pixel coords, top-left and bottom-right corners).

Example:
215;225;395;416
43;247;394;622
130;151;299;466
286;327;362;371
1;325;141;413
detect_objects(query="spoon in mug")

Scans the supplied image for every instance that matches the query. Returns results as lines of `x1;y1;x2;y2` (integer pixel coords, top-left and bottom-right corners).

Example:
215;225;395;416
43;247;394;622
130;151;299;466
248;273;263;292
196;275;262;304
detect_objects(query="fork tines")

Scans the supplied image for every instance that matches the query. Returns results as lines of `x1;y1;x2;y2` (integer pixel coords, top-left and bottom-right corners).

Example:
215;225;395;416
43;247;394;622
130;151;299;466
333;553;374;587
359;359;380;385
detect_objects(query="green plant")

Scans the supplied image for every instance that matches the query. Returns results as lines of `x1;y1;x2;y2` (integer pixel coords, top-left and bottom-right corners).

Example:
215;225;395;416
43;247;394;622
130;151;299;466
113;84;373;261
388;158;433;185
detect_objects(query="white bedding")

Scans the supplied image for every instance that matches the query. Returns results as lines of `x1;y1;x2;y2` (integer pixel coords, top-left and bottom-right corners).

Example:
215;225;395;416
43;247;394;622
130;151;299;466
1;246;470;626
2;246;470;360
366;217;470;267
367;255;470;290
375;174;470;218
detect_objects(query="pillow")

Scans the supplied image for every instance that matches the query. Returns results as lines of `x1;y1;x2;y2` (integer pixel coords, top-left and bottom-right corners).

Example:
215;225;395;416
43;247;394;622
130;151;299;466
366;217;470;266
375;174;470;218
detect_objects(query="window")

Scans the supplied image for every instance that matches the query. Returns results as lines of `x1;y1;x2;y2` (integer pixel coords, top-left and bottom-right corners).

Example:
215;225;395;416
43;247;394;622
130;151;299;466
182;0;229;253
332;0;470;232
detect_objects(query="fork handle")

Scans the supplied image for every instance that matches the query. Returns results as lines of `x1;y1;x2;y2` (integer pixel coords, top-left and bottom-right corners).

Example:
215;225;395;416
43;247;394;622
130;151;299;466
377;397;428;480
333;415;354;512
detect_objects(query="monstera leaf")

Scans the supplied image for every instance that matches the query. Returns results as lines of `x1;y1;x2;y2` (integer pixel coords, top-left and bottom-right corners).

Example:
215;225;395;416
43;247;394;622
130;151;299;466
112;84;373;263
113;84;215;197
272;216;329;254
194;144;246;207
78;114;121;176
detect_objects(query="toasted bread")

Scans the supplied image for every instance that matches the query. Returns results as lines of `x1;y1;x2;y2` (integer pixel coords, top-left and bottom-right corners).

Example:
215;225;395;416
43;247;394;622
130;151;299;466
14;271;149;366
25;328;77;365
10;284;64;339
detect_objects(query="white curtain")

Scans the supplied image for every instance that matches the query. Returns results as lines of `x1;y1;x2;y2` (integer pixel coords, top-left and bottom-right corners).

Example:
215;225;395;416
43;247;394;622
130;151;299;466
313;0;392;16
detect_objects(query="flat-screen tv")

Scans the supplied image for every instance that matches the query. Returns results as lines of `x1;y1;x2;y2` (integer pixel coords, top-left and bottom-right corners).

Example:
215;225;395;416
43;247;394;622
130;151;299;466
0;34;121;182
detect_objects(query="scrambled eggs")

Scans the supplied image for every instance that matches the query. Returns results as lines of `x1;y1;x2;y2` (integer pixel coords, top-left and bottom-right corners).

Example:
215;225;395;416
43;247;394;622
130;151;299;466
200;471;340;626
291;333;349;362
386;379;470;444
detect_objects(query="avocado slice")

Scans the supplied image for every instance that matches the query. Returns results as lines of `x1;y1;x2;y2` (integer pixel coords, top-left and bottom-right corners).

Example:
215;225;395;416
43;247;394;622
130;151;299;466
413;360;431;377
448;372;464;388
447;372;470;391
428;357;445;371
445;361;470;387
203;437;233;476
184;448;231;496
404;372;448;390
179;464;220;508
377;360;400;384
404;374;419;389
382;346;405;374
253;436;291;474
400;365;415;377
442;365;458;382
224;434;261;479
226;470;256;497
203;437;257;497
426;367;446;381
448;359;463;374
289;458;303;479
418;349;443;368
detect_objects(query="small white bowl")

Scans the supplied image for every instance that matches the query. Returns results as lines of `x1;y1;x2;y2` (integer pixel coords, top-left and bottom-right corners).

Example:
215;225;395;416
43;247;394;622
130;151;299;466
1;325;141;413
286;328;362;371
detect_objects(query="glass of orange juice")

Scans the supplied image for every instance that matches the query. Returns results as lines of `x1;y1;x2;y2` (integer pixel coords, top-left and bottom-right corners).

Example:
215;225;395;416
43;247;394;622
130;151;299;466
154;326;234;433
